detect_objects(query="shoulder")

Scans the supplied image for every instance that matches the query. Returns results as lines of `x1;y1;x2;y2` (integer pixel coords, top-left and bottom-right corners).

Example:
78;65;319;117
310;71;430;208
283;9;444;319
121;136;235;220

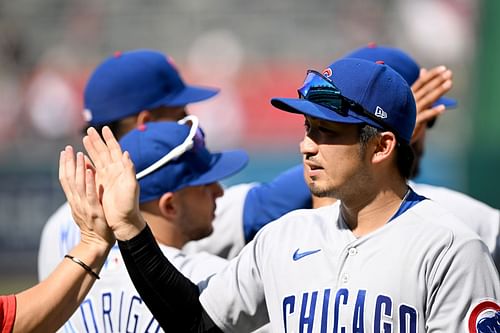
403;200;488;253
411;182;499;221
399;202;496;281
411;182;499;251
406;200;479;235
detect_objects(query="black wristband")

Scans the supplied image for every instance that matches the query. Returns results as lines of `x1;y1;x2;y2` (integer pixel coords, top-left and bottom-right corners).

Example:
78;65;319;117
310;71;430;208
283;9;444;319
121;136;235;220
64;254;100;279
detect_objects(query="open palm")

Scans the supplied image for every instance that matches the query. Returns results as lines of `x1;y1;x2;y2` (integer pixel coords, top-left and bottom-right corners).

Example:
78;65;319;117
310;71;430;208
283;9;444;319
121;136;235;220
83;127;146;240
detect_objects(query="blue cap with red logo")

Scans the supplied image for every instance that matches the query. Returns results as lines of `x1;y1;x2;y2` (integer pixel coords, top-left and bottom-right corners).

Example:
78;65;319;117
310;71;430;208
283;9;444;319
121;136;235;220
271;58;416;144
344;43;457;108
119;120;248;203
83;49;219;126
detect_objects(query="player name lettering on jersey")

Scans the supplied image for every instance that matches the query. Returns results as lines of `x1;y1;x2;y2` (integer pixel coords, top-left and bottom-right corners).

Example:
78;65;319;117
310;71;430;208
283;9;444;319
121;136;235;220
282;288;418;332
64;291;163;333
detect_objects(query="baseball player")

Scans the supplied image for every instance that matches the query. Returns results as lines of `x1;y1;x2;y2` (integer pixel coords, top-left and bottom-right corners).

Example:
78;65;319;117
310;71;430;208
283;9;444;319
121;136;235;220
38;49;311;283
60;117;273;333
343;44;500;271
0;147;114;333
71;58;499;332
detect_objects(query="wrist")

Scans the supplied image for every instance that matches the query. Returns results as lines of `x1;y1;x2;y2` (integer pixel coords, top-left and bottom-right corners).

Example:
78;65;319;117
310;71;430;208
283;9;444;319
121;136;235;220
113;215;147;241
69;241;112;273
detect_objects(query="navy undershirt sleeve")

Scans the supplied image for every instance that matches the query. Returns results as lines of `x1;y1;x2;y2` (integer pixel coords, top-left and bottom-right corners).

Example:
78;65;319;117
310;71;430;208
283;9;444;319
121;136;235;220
118;225;223;332
243;164;312;241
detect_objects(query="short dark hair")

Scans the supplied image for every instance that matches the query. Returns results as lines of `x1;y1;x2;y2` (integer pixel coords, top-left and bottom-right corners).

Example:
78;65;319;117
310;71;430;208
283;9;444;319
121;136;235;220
358;124;414;179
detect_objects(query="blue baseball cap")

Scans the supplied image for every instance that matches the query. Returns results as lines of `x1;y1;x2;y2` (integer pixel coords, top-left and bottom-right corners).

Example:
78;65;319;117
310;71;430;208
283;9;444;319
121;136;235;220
119;121;248;203
271;58;416;144
83;49;219;126
344;43;457;109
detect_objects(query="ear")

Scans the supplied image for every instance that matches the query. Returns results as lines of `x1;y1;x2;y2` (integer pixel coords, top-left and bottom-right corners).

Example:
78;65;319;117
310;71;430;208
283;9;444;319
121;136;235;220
371;131;398;165
158;192;177;219
136;110;153;125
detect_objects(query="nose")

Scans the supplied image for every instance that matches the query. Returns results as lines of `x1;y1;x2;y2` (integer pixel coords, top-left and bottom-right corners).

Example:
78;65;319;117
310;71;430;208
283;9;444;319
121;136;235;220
300;135;318;159
210;182;224;198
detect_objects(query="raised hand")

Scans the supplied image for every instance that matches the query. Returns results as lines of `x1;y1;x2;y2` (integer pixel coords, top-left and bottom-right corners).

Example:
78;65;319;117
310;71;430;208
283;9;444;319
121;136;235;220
411;66;453;142
59;145;115;248
83;126;146;240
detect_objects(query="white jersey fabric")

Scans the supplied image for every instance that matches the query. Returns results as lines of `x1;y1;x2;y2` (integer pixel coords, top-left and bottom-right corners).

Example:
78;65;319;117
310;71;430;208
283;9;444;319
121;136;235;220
200;200;500;332
58;243;227;333
411;181;500;254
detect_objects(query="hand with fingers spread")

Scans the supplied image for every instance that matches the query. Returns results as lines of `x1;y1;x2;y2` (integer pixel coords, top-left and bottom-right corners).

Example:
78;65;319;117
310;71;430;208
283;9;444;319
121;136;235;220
59;146;115;248
83;126;147;240
411;66;453;142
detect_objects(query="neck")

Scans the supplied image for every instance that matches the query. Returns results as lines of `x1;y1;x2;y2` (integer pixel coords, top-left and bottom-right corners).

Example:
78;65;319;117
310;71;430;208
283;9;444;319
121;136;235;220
140;210;187;249
340;181;408;237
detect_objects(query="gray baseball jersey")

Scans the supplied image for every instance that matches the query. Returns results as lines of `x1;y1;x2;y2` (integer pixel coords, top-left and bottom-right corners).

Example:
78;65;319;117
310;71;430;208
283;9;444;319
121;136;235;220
199;199;500;332
410;181;500;254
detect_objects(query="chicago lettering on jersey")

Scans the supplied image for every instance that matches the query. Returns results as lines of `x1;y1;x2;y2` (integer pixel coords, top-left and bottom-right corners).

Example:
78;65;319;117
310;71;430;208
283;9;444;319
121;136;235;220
64;291;162;333
282;288;418;333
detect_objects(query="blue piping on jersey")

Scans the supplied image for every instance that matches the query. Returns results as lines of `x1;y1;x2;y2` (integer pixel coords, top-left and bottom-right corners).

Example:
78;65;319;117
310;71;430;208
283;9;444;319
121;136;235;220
388;186;427;222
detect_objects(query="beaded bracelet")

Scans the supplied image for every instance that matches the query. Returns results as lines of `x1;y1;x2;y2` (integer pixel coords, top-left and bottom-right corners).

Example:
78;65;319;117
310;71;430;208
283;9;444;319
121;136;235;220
64;254;100;279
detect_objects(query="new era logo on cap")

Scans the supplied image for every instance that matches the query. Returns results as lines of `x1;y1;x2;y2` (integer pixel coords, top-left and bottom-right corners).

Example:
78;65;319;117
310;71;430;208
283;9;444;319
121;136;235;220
374;106;387;119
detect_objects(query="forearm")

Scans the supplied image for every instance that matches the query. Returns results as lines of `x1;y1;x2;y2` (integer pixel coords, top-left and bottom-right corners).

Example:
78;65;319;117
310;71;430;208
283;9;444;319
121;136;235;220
13;240;110;333
118;225;222;332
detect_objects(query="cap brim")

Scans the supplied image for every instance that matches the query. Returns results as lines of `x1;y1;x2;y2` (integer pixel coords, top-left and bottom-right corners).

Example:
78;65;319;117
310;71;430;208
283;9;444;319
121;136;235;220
271;97;381;128
151;85;220;108
188;149;249;187
433;96;457;109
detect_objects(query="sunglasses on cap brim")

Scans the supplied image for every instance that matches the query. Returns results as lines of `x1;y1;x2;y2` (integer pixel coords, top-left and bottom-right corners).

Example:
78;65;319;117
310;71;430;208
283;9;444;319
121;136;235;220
135;115;205;180
298;70;400;137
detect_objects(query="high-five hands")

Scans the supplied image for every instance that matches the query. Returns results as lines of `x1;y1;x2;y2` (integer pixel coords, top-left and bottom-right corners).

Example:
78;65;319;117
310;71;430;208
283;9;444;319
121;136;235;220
59;145;115;248
82;126;147;241
411;66;453;142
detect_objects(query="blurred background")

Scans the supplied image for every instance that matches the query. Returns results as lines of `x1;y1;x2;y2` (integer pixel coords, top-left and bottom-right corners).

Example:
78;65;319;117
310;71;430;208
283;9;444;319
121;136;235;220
0;0;498;292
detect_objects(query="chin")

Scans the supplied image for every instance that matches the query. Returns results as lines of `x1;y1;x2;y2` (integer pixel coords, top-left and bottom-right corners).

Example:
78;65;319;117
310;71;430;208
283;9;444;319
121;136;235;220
308;183;336;198
202;226;214;239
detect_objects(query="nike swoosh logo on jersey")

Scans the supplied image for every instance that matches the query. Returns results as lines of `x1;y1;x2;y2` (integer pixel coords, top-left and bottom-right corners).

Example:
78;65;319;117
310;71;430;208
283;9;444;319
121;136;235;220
293;248;321;261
